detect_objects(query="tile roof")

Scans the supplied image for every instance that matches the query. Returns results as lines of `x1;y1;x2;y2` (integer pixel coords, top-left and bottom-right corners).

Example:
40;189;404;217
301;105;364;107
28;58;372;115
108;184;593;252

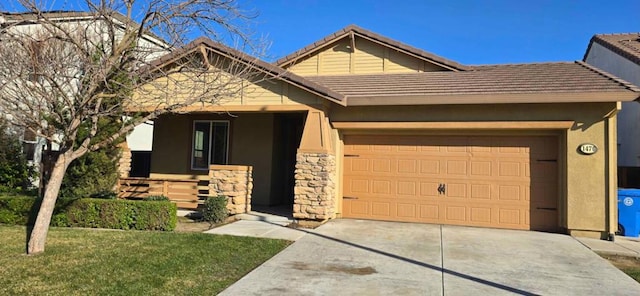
306;61;640;104
275;24;468;71
143;37;346;104
585;33;640;65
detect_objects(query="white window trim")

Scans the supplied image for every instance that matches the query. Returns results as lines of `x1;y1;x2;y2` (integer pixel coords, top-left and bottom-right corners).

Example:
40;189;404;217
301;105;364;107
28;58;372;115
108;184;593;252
190;120;230;170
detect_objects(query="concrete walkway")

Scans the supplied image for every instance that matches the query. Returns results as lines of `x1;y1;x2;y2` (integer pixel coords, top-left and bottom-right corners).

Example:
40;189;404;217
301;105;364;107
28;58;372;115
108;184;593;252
577;235;640;257
204;210;307;241
218;219;640;296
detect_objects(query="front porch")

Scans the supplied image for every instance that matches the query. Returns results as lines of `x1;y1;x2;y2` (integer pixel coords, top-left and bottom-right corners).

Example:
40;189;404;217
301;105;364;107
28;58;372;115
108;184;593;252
118;109;338;221
118;164;253;215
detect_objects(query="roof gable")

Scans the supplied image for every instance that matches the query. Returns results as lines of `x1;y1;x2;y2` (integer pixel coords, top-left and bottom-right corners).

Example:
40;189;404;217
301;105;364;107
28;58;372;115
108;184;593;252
276;25;468;72
584;33;640;66
142;37;345;105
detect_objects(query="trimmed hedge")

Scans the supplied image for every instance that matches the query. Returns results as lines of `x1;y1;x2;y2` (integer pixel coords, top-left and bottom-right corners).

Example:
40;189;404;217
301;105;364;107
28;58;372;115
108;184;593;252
0;196;177;231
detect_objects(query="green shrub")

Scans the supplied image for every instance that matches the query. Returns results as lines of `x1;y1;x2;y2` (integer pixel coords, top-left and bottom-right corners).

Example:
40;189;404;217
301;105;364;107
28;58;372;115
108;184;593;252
0;197;177;231
0;196;34;225
143;195;170;202
0;119;35;194
201;196;228;224
0;196;73;226
90;191;118;199
59;150;120;199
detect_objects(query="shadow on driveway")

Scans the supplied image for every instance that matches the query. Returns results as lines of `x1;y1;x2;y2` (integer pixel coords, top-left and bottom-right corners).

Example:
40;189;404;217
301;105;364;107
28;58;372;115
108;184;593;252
219;219;639;295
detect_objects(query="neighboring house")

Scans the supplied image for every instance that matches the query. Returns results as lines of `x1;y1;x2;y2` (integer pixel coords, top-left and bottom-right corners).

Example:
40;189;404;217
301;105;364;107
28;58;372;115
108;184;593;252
131;25;639;240
584;33;640;188
0;11;169;178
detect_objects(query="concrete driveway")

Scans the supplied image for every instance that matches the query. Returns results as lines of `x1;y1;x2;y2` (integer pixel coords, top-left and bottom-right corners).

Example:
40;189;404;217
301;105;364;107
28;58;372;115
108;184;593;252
220;219;640;295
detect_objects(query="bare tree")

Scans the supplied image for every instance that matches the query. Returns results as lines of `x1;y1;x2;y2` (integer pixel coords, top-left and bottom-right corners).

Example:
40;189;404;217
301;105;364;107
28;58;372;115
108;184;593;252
0;0;263;254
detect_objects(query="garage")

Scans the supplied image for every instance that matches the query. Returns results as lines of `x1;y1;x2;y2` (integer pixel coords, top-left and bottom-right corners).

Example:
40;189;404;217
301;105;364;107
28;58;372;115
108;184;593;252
342;134;559;232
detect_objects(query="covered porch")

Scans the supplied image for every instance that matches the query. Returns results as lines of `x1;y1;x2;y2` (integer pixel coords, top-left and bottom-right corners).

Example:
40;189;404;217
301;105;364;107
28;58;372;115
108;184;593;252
118;108;338;220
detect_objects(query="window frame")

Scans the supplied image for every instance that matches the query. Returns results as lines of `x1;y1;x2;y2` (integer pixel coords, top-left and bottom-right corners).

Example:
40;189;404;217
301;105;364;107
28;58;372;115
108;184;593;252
190;120;230;170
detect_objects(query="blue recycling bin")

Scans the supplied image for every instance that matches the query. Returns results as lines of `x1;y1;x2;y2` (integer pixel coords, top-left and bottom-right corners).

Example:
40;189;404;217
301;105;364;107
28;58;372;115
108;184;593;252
618;189;640;237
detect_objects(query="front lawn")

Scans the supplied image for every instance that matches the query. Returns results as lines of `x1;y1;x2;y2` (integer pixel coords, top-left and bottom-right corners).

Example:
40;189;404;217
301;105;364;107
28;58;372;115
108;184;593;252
0;225;290;295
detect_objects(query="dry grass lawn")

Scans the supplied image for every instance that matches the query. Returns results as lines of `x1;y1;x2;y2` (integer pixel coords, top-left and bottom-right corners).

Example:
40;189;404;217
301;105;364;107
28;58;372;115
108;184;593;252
602;255;640;283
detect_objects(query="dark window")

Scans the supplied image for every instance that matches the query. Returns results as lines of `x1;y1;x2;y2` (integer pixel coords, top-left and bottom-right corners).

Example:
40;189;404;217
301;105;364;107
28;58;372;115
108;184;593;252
22;129;37;161
23;143;35;161
191;121;229;170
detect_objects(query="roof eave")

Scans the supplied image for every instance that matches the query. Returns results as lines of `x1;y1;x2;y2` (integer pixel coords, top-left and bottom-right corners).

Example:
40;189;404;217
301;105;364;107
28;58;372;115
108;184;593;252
344;91;639;106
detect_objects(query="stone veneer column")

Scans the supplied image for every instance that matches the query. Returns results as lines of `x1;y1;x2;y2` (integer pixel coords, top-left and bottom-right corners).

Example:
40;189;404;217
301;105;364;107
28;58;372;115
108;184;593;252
208;165;253;215
118;142;132;178
293;152;336;220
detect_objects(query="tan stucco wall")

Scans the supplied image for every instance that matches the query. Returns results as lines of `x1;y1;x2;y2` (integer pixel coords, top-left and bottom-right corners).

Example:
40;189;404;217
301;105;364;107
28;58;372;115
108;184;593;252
132;69;322;110
149;113;276;206
149;114;194;176
230;113;274;206
287;36;449;76
329;102;618;237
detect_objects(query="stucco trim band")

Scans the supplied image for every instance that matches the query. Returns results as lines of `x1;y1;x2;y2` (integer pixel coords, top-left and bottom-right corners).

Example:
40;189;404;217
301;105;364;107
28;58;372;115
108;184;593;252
332;121;575;130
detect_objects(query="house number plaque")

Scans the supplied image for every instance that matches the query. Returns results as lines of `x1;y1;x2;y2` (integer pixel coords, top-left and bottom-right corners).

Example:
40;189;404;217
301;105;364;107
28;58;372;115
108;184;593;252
578;143;598;155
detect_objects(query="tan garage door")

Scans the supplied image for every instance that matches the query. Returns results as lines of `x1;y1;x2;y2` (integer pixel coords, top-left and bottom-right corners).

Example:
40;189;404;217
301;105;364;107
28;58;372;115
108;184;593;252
342;135;558;232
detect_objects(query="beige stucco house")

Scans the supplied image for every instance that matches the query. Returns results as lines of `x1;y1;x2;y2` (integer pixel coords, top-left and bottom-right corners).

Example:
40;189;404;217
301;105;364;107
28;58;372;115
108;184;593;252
130;25;640;239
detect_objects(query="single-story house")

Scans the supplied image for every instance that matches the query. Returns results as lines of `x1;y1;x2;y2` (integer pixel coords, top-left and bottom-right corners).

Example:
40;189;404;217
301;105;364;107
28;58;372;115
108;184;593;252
128;25;640;239
584;33;640;188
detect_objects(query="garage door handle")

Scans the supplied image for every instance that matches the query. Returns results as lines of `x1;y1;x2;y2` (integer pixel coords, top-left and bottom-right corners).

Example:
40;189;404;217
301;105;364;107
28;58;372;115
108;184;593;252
344;154;360;158
344;196;359;200
537;159;557;162
438;184;445;195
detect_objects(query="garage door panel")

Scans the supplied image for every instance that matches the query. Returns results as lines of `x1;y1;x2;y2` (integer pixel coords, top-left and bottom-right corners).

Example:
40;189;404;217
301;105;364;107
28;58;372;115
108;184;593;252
420;182;440;198
372;180;392;195
372;159;391;172
471;160;492;176
397;203;417;218
344;199;369;216
470;207;492;223
444;160;468;175
397;181;417;196
398;159;418;173
420;204;439;219
445;206;466;221
347;178;369;194
419;159;441;174
343;135;559;232
346;158;370;172
470;184;492;200
371;202;391;216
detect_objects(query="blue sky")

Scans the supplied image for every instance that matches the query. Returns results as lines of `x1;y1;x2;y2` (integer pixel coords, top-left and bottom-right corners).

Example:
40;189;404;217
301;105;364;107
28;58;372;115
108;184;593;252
3;1;639;64
247;0;640;64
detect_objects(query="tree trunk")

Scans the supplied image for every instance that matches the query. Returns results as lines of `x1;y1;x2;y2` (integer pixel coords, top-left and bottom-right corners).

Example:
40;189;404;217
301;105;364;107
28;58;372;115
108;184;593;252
27;152;72;255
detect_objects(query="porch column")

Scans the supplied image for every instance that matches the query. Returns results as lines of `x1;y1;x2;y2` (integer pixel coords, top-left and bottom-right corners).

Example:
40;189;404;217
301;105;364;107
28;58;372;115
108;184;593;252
118;142;132;178
293;109;337;221
209;165;253;215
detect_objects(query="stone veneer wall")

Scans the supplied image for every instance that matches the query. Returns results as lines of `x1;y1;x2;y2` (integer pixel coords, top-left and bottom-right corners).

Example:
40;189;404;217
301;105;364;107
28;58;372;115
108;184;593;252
293;152;336;220
209;165;253;215
118;143;132;178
